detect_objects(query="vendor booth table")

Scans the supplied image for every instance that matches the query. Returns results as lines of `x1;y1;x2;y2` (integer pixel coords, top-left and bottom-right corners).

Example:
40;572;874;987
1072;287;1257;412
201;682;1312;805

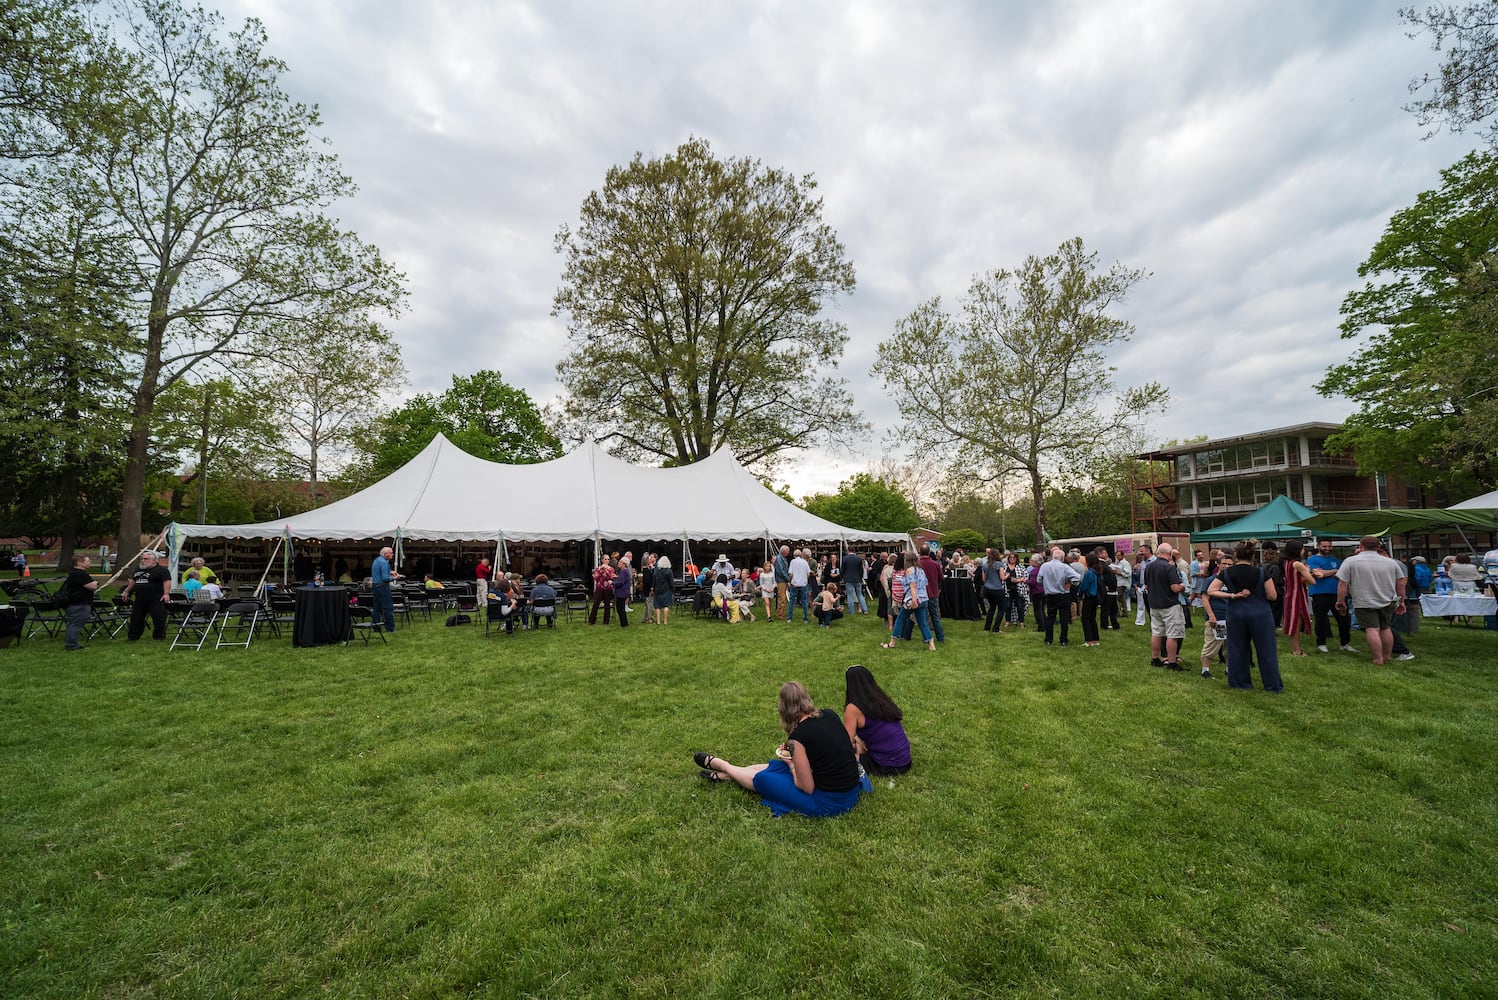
1420;592;1497;626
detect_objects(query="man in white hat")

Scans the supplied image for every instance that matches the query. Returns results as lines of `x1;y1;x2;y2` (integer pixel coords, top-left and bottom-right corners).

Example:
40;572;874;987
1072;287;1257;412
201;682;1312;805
710;553;735;581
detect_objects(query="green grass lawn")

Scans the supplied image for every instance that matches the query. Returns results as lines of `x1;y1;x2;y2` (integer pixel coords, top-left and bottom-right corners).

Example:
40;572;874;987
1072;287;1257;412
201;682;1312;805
3;604;1495;998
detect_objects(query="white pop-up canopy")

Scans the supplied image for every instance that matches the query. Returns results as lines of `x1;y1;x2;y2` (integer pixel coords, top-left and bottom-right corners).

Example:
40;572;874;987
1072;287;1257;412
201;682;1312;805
168;434;912;547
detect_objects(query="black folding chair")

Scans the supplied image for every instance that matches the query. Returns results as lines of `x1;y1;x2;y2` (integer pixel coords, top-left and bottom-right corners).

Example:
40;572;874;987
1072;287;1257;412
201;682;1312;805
215;602;262;649
528;594;559;629
485;596;520;637
21;599;65;639
349;606;387;644
171;602;219;651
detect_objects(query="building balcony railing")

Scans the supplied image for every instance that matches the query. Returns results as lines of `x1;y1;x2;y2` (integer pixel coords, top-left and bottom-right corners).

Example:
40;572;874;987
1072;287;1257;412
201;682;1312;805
1172;458;1358;484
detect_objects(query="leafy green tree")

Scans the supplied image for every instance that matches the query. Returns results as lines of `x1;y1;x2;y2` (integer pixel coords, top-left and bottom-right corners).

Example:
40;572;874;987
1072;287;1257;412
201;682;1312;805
553;137;862;471
67;1;405;550
874;237;1161;546
801;473;919;533
1318;150;1498;494
153;377;285;522
349;370;560;486
0;0;122;162
934;488;1036;552
257;312;405;503
937;528;986;554
0;188;131;567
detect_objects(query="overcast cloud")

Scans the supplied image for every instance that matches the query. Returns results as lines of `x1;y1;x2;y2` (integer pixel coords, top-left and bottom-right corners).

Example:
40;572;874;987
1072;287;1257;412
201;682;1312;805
219;0;1471;497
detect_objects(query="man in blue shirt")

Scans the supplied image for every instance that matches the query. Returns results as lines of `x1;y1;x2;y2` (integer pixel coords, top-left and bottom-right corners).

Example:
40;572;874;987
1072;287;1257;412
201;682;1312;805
371;546;400;633
1306;539;1352;653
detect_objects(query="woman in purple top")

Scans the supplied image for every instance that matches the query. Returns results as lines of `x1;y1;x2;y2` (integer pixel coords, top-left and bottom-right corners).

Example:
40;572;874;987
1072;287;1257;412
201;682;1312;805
843;665;911;775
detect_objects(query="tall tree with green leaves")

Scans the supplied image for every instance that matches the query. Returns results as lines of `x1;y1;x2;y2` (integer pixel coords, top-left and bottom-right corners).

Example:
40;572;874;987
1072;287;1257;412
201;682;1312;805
0;179;133;565
1319;150;1498;494
873;237;1161;545
348;370;560;487
76;0;404;549
553;137;862;471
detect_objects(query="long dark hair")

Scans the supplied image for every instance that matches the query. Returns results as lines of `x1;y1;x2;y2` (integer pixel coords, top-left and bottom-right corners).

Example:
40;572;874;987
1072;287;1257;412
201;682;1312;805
1283;538;1305;562
844;664;902;722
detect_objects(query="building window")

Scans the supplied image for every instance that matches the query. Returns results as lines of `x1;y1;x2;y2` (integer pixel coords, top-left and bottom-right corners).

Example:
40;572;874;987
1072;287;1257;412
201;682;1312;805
1196;449;1224;475
1176;455;1192;481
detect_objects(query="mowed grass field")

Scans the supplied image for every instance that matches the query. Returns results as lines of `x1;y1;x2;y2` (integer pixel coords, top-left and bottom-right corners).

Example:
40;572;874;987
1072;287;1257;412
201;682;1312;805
2;601;1495;998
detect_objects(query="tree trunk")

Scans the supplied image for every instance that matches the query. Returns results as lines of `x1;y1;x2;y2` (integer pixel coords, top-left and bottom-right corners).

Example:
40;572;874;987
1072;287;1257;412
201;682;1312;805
117;311;167;555
197;401;209;522
1030;467;1047;551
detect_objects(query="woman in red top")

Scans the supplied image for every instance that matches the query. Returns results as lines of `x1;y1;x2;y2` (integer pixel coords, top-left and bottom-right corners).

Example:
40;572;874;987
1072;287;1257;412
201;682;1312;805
588;555;616;625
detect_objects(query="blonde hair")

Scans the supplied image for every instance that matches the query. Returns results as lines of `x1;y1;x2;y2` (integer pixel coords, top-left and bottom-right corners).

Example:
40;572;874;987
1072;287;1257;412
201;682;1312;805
777;681;818;734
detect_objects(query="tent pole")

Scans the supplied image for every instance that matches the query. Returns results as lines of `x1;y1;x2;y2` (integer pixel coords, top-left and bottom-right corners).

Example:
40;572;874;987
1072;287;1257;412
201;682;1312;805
283;528;291;584
493;536;504;579
100;527;170;590
255;537;284;598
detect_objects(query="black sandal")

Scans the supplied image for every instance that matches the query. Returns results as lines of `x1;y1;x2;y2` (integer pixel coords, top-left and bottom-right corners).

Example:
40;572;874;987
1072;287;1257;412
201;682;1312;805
699;768;728;782
693;751;717;769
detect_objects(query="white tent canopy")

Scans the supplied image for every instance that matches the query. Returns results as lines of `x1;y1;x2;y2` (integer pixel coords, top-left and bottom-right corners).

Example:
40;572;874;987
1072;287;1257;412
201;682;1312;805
169;434;912;546
1451;488;1498;510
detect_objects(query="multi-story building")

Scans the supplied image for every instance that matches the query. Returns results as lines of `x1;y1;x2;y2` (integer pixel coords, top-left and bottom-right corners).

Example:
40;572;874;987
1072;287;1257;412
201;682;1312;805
1134;422;1419;535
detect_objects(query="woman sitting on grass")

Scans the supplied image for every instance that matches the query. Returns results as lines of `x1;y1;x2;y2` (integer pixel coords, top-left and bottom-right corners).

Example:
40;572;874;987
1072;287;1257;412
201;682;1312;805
843;665;911;776
694;681;871;818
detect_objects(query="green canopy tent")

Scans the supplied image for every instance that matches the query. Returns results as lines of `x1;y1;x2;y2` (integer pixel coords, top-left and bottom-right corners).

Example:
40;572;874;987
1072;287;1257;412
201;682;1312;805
1289;507;1498;538
1190;495;1350;545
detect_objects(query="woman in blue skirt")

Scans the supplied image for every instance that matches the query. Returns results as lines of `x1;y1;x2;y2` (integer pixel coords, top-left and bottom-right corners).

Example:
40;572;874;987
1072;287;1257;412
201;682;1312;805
694;681;871;818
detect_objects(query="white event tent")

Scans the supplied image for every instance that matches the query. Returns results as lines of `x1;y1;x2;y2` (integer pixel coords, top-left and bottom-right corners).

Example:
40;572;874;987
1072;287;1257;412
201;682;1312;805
167;435;911;573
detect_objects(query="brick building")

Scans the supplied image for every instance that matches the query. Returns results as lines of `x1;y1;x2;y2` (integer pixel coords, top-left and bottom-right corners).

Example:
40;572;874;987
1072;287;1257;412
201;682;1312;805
1133;422;1426;535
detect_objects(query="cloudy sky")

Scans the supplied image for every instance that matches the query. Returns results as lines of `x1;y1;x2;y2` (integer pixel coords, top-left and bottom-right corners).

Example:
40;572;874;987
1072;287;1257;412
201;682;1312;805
220;0;1471;498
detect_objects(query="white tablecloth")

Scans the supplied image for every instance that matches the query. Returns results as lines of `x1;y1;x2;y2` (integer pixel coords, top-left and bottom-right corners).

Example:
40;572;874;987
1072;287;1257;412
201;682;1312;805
1420;593;1497;617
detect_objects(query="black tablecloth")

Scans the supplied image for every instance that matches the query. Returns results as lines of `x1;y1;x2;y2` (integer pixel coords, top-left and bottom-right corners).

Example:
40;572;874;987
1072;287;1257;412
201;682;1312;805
939;575;981;620
294;586;351;647
0;605;26;645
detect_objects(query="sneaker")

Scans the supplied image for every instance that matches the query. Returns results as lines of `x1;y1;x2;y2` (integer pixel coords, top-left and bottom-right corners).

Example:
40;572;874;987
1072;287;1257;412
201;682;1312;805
1059;641;1069;647
1340;644;1356;652
1166;662;1184;671
1201;668;1213;679
1150;658;1163;668
1316;644;1329;653
1396;652;1415;661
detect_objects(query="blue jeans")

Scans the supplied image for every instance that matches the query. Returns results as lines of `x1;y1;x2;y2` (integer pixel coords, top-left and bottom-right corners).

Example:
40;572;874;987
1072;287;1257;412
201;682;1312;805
788;585;810;621
845;581;867;614
372;583;395;632
891;600;933;643
926;598;945;642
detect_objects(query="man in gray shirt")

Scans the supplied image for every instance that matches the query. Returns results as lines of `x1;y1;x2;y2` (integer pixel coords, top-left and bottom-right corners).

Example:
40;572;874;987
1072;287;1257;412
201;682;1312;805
1037;547;1082;646
1336;535;1407;666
